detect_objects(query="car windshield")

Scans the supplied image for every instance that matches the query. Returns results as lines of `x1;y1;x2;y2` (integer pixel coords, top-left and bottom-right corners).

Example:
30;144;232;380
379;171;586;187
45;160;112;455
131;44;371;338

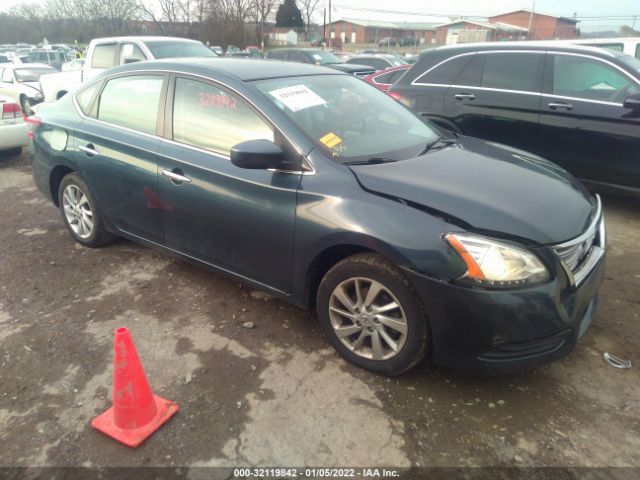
254;74;440;162
143;41;217;59
14;67;56;82
310;51;341;65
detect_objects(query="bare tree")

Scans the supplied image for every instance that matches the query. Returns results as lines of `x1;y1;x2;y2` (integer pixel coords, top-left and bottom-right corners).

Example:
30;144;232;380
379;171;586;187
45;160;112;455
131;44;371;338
252;0;276;48
298;0;319;39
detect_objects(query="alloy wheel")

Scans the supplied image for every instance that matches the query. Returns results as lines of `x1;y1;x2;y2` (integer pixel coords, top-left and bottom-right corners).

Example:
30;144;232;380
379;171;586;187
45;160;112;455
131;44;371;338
328;277;408;361
62;184;94;239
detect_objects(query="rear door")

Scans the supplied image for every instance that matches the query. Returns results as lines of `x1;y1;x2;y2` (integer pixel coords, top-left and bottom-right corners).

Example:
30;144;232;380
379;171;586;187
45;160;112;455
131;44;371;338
445;50;544;153
538;52;640;190
74;73;167;243
156;75;300;292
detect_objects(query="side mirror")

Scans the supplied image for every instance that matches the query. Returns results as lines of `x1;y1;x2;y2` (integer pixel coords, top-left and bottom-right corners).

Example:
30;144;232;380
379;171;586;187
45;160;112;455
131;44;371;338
230;139;283;169
623;92;640;110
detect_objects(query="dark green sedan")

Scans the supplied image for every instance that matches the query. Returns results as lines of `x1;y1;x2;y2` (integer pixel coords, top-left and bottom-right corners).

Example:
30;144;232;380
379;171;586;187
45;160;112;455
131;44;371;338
29;59;605;375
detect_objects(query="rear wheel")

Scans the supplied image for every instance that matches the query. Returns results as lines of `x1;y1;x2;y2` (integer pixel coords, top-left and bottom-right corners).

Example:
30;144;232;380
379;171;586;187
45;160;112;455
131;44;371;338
58;173;114;248
317;253;429;375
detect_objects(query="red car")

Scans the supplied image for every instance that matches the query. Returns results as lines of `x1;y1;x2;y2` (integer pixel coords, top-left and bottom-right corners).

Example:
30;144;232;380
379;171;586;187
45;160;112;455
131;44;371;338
363;64;410;93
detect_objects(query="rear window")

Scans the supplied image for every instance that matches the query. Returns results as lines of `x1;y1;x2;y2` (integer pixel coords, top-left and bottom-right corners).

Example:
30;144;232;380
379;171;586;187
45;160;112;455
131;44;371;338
91;44;116;68
416;54;474;85
481;52;542;92
143;41;216;59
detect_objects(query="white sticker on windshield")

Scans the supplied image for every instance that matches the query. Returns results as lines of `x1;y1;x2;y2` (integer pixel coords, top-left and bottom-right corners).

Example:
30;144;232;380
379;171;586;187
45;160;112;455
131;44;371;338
268;85;326;112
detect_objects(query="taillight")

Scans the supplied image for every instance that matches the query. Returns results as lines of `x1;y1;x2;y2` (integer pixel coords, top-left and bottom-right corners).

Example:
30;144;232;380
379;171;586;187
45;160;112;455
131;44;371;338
24;115;41;140
1;102;20;119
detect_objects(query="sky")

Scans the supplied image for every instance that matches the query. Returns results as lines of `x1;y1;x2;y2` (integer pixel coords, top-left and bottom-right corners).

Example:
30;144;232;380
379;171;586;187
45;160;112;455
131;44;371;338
1;0;638;32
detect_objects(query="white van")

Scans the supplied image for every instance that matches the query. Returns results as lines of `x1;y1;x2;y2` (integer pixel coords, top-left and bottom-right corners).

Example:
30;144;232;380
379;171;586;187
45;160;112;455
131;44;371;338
568;37;640;59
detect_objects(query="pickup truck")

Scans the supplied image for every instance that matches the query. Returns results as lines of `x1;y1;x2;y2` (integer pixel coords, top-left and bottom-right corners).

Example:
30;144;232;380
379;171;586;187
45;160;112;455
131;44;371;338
39;36;217;102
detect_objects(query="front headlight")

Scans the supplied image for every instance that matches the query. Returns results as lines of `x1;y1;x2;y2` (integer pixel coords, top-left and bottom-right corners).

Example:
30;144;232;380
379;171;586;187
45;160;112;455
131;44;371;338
445;233;549;288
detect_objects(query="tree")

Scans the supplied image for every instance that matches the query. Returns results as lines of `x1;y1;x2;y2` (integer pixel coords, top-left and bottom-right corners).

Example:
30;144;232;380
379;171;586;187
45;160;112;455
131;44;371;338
298;0;319;38
252;0;276;48
275;0;302;29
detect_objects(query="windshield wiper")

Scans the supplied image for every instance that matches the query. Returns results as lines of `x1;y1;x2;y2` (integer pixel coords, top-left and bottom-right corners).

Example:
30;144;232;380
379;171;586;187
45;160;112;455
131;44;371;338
344;157;397;165
417;134;459;157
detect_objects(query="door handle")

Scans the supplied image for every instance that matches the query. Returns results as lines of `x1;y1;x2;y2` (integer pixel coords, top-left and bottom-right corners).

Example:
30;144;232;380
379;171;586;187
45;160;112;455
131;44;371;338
548;102;573;111
162;168;192;184
79;144;100;156
454;93;475;100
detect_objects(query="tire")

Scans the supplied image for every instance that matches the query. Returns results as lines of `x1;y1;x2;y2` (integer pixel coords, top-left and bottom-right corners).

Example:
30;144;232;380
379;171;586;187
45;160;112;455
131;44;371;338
58;173;114;248
20;96;34;116
317;253;429;375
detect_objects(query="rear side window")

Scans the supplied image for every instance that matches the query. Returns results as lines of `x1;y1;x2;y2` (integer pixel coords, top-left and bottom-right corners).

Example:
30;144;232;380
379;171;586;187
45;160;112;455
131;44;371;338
288;51;309;63
416;54;474;85
268;50;287;60
91;44;116;68
172;77;273;156
97;75;163;134
481;53;542;92
76;81;102;115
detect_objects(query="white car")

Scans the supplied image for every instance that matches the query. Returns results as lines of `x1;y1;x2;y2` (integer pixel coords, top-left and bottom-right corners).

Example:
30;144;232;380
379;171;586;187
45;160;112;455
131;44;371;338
564;37;640;59
0;95;27;156
0;63;56;114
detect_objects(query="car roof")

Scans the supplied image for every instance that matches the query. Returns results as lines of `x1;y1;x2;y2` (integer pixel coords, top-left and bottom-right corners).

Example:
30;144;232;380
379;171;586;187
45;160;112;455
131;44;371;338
351;54;399;58
93;36;202;43
422;41;621;59
109;58;343;81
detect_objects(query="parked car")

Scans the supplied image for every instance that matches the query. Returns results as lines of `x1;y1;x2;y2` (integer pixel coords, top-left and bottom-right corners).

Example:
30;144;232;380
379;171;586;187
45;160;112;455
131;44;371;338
265;48;375;76
399;36;418;47
0;63;56;114
346;54;408;71
210;45;224;56
27;50;71;70
29;58;605;375
389;42;640;194
0;95;26;156
566;37;640;59
226;45;242;56
364;64;410;92
39;36;217;102
378;37;397;47
246;46;263;58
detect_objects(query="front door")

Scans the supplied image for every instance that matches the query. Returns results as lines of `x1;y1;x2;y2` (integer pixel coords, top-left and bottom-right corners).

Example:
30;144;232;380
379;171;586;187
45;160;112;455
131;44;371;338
538;53;640;190
157;76;300;293
74;73;167;243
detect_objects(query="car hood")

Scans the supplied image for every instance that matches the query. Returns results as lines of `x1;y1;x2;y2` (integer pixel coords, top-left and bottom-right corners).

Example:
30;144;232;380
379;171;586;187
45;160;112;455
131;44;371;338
327;63;375;73
349;136;596;244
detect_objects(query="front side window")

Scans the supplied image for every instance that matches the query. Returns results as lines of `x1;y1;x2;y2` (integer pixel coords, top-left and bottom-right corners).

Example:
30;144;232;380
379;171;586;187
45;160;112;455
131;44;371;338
92;44;116;68
553;55;638;103
255;74;439;163
97;75;163;134
173;77;274;156
481;52;542;92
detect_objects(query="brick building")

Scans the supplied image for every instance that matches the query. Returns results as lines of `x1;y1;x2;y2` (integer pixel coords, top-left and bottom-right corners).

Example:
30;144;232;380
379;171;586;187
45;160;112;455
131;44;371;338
328;19;437;45
488;9;578;40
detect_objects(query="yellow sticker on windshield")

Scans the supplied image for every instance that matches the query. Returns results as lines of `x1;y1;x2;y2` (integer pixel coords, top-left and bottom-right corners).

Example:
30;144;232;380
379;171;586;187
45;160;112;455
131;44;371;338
320;132;342;149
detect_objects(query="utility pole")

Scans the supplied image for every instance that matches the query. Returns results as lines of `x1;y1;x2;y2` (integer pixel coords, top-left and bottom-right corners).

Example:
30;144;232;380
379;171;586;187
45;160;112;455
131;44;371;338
527;0;536;40
328;0;332;49
323;8;326;49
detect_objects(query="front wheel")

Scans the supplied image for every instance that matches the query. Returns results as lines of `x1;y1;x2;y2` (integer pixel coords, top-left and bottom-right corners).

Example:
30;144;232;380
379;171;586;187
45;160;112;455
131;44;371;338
317;253;430;375
58;173;114;248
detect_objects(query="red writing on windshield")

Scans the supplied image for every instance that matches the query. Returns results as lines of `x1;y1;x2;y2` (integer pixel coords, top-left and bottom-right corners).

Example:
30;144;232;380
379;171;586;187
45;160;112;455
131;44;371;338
199;92;237;110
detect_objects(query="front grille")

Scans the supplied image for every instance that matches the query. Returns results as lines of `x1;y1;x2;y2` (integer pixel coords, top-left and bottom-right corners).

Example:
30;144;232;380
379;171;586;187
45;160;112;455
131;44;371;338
554;229;597;272
552;195;605;284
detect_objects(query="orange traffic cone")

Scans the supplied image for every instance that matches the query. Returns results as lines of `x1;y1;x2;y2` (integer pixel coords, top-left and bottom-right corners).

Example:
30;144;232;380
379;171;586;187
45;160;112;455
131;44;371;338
91;327;179;447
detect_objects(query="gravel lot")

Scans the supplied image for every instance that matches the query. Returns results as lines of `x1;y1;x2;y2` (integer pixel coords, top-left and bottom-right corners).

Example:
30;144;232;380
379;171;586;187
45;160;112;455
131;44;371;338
1;148;639;473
